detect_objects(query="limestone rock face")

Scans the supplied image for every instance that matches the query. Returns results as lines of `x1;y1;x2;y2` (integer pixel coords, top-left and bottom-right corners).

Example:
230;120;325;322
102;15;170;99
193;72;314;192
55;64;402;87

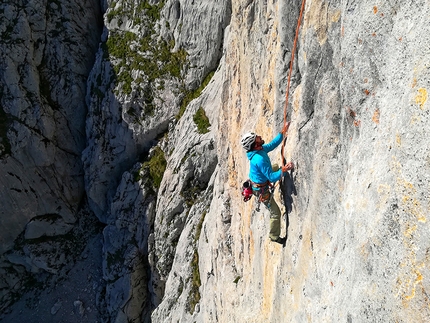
81;0;229;321
82;0;231;222
150;71;219;307
0;0;102;253
153;0;430;322
160;0;232;88
101;163;156;323
1;0;430;322
24;215;74;240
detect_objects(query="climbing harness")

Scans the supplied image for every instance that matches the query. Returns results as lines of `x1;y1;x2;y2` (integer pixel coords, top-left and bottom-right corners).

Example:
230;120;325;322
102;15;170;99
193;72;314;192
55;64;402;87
251;181;274;212
281;0;306;168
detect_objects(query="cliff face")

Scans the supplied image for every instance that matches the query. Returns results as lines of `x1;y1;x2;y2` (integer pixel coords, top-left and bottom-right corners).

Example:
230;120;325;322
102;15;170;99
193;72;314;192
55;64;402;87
153;0;430;322
1;0;429;322
0;0;102;253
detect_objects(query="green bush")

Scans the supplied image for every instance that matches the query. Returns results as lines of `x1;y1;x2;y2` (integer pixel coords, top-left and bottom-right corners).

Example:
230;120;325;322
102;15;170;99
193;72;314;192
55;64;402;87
189;250;201;313
143;146;167;188
194;211;206;242
193;107;211;134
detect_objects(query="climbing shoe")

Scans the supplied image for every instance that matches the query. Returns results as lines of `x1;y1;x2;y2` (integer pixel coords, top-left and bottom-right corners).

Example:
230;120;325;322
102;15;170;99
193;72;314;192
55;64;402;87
271;236;286;245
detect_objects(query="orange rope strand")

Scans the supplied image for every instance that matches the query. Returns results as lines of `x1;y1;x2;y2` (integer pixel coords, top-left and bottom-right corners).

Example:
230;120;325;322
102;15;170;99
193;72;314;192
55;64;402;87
281;0;306;166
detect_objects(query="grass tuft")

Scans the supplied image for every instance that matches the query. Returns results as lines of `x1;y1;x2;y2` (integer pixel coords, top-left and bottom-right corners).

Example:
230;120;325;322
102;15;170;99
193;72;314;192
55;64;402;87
193;107;210;134
140;146;167;188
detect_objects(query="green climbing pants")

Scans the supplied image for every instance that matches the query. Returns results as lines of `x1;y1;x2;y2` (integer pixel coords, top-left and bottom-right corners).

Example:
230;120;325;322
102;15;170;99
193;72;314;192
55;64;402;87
252;164;282;241
263;194;281;241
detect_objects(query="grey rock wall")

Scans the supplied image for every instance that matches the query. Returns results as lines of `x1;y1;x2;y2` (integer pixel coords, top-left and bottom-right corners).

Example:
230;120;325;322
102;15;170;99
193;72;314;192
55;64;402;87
1;0;429;322
82;0;230;222
0;0;102;253
81;0;229;321
101;163;156;323
0;0;102;316
153;0;430;322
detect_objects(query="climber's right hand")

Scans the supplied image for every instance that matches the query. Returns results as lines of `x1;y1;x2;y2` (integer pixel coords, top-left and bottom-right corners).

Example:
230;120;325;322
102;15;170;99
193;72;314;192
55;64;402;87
282;162;294;173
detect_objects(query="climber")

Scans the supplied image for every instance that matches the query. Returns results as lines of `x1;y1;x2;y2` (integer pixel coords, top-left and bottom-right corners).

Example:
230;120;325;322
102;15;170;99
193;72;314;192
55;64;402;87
241;122;294;245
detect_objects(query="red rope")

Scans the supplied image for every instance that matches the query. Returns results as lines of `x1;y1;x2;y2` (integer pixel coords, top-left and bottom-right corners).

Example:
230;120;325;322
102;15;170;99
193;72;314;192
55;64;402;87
281;0;306;166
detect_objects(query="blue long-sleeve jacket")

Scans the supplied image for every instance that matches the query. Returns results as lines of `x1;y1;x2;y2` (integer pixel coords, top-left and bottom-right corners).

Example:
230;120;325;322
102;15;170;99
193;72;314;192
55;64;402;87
246;133;283;184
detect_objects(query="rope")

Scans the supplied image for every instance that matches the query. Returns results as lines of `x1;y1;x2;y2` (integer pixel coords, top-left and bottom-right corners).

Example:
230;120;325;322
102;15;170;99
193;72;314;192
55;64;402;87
281;0;307;167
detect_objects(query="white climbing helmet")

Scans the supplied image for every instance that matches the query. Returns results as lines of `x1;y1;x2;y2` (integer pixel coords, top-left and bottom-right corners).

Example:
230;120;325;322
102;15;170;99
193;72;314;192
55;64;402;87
240;132;257;151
